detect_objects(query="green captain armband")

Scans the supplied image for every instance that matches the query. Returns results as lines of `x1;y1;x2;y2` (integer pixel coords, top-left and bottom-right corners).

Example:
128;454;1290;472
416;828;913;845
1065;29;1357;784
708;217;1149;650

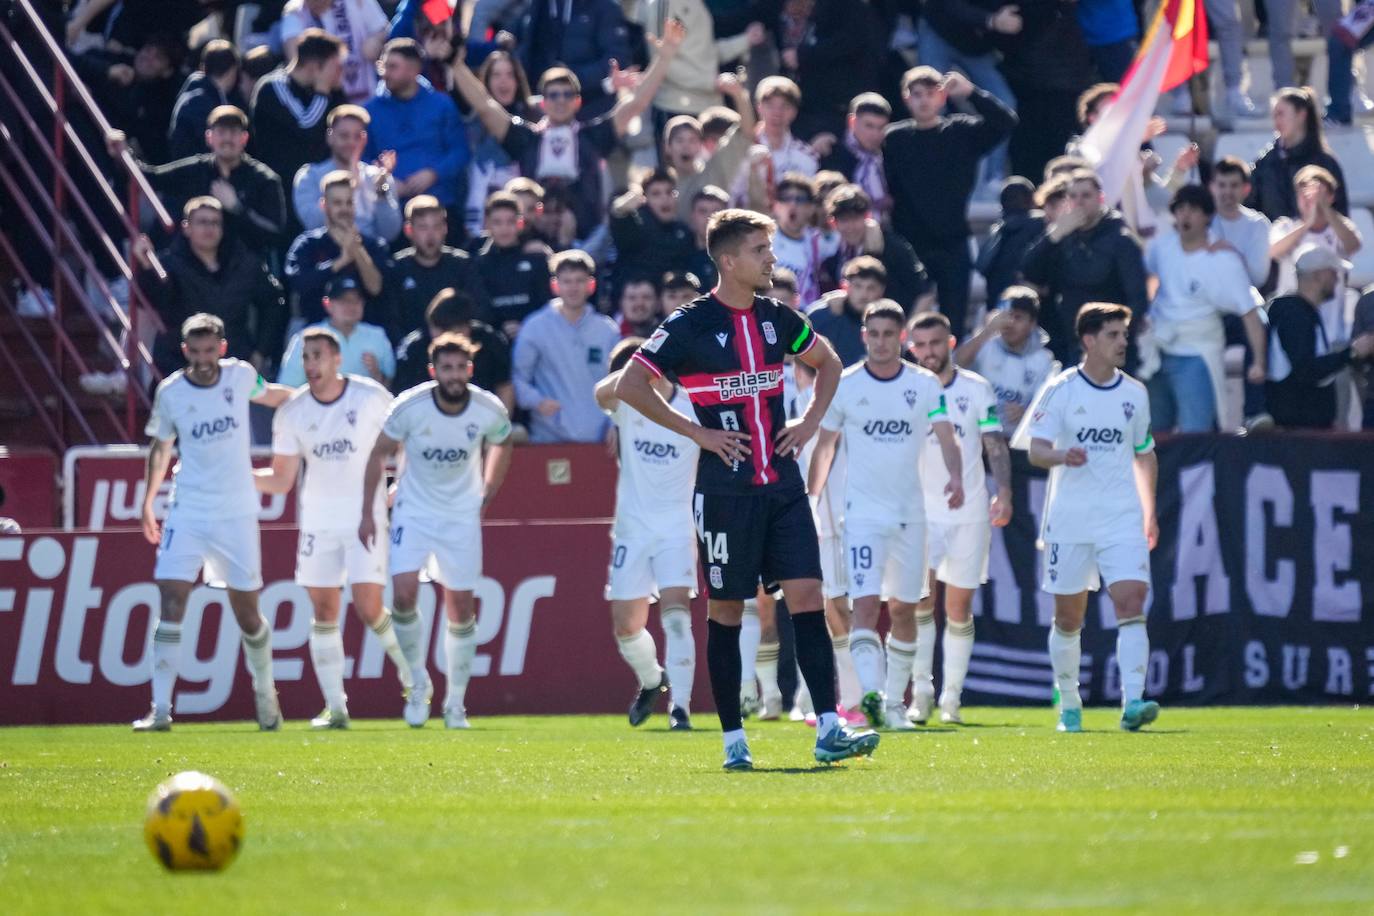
789;322;814;355
1134;433;1154;453
927;395;948;419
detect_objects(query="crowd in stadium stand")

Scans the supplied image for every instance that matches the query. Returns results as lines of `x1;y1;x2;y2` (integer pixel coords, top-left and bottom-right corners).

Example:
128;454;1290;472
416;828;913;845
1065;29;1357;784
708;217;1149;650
40;0;1374;437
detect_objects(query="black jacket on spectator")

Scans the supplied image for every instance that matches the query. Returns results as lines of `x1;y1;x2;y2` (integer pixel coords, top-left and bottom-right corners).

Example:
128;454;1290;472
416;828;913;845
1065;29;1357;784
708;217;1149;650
168;71;248;162
501;114;619;239
72;49;180;164
1265;294;1351;429
792;0;884;138
1019;211;1148;364
922;0;1008;56
686;245;717;292
139;154;286;256
141;234;287;375
389;246;490;344
283;227;394;326
822;227;930;313
805;294;867;366
610;205;694;289
976;209;1045;304
249;69;341;191
517;0;631;119
473;239;552;331
1246;133;1350;221
392;320;513;394
883;89;1017;247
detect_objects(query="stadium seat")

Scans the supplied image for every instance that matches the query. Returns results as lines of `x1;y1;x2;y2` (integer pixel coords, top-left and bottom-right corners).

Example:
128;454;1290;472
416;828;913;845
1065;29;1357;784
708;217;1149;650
1324;126;1374;208
1345;208;1374;288
1213;131;1276;169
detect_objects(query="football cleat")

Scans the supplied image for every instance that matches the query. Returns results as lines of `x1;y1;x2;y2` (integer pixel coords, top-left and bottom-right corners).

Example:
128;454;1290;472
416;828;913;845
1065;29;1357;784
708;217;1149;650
404;677;433;728
907;686;935;725
883;704;915;731
722;738;753;770
758;693;783;721
859;690;886;729
628;674;668;727
444;706;471;729
132;706;172;732
938;692;964;725
739;682;760;720
254;688;282;731
310;708;349;730
814;723;881;763
1057;708;1083;733
669;707;692;731
1120;699;1160;732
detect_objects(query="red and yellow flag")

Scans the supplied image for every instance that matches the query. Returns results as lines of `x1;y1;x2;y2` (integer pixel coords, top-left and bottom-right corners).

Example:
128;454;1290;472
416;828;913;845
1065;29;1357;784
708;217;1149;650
1126;0;1211;93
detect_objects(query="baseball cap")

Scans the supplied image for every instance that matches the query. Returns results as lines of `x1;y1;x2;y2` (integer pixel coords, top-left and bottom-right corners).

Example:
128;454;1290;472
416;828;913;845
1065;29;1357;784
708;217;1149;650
325;274;364;297
1294;244;1351;275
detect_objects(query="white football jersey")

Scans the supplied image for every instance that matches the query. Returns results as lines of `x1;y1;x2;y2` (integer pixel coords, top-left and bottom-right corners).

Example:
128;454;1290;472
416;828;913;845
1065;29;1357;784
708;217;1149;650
820;361;949;524
970;333;1060;429
271;375;392;531
383;382;512;521
609;385;699;538
793;373;845;536
921;369;1001;524
145;358;263;518
1023;367;1153;546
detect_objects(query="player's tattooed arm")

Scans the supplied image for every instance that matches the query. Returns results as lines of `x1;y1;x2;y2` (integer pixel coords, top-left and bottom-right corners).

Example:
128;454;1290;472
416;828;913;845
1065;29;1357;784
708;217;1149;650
778;332;842;457
481;439;515;513
982;432;1013;527
616;360;750;467
1029;438;1086;470
1134;448;1159;549
932;420;964;510
250;382;295;409
141;437;175;546
359;432;401;548
253;454;302;495
807;428;839;497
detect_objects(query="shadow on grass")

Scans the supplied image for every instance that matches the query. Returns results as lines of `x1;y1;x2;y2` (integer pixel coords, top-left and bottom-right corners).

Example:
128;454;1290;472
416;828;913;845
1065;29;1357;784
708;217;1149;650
739;765;846;775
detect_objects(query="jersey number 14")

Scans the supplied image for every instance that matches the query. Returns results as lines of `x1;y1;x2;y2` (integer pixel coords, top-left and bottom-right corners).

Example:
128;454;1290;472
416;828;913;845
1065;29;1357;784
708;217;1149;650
703;531;729;564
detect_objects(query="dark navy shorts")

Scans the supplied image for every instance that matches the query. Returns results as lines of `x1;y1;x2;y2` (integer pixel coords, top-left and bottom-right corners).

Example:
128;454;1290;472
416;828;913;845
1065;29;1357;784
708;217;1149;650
693;487;823;601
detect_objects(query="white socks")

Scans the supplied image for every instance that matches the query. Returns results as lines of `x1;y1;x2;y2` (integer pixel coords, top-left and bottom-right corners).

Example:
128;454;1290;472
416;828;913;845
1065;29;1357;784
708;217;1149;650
660;606;694;712
756;641;781;702
309;620;346;712
848;627;885;696
370;610;413;690
151;620;181;713
912;612;936;698
884;636;916;706
241;617;275;692
616;628;663;689
942;619;975;704
391;607;428;687
739;603;761;684
444;619;478;711
831;635;861;708
1049;624;1083;710
1117;615;1148;705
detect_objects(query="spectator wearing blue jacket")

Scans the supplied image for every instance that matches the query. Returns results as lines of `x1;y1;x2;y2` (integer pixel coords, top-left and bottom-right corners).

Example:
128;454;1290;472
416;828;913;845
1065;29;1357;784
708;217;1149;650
363;39;470;232
1075;0;1139;82
517;0;632;120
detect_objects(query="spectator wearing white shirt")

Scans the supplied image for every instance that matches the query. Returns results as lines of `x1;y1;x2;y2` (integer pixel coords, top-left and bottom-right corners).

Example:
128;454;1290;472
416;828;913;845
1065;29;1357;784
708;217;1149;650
293;105;402;241
1269;165;1363;345
279;275;395;387
281;0;391;104
732;77;821;205
1144;186;1267;432
1208;157;1272;289
770;172;838;305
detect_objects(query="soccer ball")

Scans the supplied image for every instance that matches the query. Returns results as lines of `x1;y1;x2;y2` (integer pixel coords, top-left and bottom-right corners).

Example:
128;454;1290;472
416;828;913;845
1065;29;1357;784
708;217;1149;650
144;771;244;871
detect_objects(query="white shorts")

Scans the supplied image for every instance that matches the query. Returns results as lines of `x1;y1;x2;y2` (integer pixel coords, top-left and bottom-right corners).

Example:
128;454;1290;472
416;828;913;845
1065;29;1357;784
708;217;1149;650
818;533;847;599
604;533;697;601
844;519;927;604
296;524;387;588
389;512;481;591
928;519;991;590
1041;539;1152;595
154;510;262;591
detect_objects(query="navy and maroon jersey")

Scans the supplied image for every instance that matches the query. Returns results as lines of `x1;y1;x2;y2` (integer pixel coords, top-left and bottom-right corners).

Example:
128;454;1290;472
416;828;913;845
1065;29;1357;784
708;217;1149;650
632;293;819;494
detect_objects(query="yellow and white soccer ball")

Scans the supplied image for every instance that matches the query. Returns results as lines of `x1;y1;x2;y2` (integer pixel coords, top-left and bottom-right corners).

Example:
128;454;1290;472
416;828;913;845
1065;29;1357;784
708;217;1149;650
144;771;244;871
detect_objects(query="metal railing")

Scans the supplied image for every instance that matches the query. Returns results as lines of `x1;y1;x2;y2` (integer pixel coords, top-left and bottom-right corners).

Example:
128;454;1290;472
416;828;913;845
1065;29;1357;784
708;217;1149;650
0;0;175;447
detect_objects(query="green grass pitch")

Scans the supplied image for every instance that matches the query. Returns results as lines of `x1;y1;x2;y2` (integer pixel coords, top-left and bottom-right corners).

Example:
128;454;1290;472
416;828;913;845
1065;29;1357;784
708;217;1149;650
1;708;1371;914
